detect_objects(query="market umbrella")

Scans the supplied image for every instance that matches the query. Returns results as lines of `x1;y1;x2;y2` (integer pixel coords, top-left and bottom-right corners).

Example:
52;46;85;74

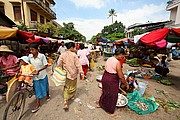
140;28;169;47
0;26;17;39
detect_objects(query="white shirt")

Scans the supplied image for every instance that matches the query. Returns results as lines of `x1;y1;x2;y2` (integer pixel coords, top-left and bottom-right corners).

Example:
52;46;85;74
156;61;169;68
28;53;48;80
57;46;67;54
77;49;89;66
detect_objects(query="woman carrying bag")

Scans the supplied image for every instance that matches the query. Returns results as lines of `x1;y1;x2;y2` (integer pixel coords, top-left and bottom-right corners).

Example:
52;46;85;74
57;42;84;110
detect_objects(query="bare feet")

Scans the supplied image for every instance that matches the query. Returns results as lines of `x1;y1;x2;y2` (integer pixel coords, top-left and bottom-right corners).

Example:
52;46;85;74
63;100;69;111
109;114;120;119
95;101;101;108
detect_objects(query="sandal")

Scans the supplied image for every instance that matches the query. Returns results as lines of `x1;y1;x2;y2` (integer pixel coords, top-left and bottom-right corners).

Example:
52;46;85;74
46;95;51;102
32;106;40;113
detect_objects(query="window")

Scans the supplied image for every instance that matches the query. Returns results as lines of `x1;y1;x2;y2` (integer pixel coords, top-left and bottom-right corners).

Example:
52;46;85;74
0;6;5;14
40;15;44;24
13;6;22;21
30;9;37;21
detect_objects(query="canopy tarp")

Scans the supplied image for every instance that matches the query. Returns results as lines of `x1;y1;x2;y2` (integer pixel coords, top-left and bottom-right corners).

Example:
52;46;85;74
17;30;34;43
166;33;180;43
171;28;180;37
140;28;169;47
26;36;41;43
0;26;17;39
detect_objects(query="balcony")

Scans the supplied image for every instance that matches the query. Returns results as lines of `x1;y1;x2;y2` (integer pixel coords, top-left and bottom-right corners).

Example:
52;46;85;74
29;21;38;29
166;0;180;10
26;0;56;19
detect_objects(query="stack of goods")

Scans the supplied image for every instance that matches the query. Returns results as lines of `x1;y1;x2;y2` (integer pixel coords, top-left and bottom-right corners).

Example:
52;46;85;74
126;58;140;67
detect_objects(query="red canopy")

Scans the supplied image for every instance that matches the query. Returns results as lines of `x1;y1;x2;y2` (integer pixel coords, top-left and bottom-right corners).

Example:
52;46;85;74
171;28;180;37
26;36;41;43
140;28;169;46
17;30;35;43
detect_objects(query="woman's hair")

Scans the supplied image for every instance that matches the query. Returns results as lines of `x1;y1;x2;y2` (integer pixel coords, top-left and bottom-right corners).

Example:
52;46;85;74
65;42;75;49
79;43;84;49
30;43;39;50
128;73;135;78
114;48;125;55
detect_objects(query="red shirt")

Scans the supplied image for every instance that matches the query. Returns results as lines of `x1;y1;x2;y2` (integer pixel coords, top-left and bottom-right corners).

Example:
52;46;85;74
119;57;125;68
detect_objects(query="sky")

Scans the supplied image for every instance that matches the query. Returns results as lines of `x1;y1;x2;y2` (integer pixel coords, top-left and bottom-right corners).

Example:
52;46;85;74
52;0;170;40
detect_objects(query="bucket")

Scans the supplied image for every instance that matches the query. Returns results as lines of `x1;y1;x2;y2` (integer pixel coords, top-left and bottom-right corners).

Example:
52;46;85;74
138;81;146;95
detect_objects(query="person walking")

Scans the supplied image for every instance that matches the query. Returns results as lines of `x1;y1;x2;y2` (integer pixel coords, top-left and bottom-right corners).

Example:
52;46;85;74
77;43;89;79
57;41;67;54
28;43;50;113
57;42;84;110
98;48;129;117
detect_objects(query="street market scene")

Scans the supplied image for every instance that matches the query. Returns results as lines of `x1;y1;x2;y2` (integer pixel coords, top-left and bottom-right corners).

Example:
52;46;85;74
0;0;180;120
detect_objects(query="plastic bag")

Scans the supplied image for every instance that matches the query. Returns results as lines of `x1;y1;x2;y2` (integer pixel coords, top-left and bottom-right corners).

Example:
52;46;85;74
127;90;158;115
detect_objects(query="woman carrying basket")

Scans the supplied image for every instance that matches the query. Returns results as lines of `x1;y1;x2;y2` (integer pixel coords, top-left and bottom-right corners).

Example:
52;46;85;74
57;42;84;110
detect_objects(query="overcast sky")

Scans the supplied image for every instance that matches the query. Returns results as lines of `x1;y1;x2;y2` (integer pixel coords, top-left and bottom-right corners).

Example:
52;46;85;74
52;0;170;40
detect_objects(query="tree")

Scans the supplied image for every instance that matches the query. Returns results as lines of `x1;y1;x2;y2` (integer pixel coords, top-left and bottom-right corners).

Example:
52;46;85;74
56;22;86;42
108;9;117;24
37;21;57;37
17;21;28;31
101;21;125;36
132;28;145;36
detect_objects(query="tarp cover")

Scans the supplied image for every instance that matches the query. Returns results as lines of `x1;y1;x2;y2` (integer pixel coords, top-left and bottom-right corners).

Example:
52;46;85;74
171;28;180;37
0;26;17;39
166;33;180;43
17;30;34;43
140;28;169;46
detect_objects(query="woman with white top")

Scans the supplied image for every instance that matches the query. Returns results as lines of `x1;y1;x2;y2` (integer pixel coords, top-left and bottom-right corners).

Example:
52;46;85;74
28;43;50;113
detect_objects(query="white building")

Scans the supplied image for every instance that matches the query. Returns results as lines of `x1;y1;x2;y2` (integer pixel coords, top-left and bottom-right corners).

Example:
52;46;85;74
166;0;180;27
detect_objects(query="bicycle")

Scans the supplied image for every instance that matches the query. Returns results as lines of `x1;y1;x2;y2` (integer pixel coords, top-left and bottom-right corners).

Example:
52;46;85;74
52;53;60;72
3;75;34;120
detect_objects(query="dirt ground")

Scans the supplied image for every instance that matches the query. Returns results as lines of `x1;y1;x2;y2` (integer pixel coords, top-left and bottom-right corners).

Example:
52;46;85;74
0;56;180;120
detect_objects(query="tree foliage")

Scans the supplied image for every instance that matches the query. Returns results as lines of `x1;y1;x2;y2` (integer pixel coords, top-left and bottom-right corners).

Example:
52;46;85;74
101;21;125;40
37;21;59;37
57;22;86;42
17;21;28;31
108;9;117;24
132;28;145;36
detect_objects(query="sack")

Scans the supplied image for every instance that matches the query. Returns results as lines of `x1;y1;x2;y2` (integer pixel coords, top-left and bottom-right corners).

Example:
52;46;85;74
52;67;67;86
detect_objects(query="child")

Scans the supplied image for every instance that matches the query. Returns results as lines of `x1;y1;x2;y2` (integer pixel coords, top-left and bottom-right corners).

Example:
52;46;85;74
119;73;138;95
155;56;169;77
18;56;36;89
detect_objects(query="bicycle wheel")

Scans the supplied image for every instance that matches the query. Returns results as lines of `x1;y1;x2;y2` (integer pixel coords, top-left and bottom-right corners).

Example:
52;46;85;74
3;90;26;120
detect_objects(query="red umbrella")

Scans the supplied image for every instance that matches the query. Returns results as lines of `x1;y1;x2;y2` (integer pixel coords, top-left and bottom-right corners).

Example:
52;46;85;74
140;28;169;47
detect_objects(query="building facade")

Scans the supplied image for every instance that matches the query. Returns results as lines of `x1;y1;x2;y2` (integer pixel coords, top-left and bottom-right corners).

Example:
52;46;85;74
0;0;56;30
166;0;180;27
